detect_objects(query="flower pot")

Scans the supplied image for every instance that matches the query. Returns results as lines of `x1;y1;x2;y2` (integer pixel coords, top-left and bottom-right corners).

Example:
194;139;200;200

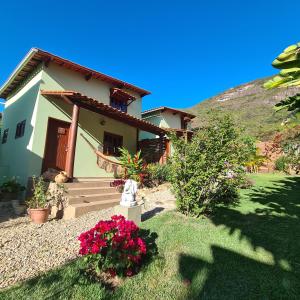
28;208;50;224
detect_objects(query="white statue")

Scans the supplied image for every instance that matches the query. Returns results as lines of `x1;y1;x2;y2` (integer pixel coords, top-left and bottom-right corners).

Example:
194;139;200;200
120;179;138;207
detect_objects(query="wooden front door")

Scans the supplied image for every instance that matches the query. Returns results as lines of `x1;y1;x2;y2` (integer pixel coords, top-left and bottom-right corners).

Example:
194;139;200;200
43;118;70;172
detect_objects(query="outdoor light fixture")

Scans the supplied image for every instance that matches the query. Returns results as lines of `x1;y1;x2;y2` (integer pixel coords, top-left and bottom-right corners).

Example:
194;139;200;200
99;118;106;126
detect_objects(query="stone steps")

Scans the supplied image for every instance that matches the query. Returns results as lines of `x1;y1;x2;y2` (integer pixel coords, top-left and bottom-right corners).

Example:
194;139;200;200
62;177;121;219
67;186;116;196
68;192;120;205
64;198;120;219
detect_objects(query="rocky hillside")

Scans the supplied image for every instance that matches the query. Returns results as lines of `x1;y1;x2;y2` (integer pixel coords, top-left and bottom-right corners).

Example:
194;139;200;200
189;77;300;140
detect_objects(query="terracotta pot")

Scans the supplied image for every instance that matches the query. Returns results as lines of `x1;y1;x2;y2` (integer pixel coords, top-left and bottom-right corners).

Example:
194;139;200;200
29;208;50;224
55;171;68;183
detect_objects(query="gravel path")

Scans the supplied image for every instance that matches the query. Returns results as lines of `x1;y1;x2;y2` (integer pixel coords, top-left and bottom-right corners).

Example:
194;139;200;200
0;184;175;289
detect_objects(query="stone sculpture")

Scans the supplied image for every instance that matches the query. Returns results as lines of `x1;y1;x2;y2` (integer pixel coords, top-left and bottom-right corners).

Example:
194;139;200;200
120;179;138;207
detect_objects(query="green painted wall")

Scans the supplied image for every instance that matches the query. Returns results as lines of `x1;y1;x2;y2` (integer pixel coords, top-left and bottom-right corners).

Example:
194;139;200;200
0;61;144;183
140;111;182;141
0;68;43;185
32;64;138;178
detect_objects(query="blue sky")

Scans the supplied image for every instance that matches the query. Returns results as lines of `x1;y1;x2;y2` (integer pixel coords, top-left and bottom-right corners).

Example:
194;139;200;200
0;0;300;112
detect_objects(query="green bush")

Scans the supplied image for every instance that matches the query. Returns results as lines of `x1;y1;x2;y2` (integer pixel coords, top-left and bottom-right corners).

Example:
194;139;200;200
147;163;171;185
168;113;252;216
275;156;290;172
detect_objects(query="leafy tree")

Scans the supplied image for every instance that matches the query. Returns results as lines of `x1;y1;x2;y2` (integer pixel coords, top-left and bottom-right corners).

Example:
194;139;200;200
168;113;254;216
264;42;300;118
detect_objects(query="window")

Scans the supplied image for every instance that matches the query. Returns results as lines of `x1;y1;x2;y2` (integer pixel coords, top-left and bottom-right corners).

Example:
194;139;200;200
103;132;123;156
2;129;8;144
110;97;127;113
15;120;26;139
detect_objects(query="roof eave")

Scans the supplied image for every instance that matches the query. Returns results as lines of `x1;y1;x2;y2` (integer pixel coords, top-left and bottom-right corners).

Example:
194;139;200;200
0;48;38;99
0;48;151;99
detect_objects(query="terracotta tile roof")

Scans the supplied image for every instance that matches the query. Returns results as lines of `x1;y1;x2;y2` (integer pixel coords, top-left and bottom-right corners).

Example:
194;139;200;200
142;106;196;119
0;48;151;99
41;90;166;135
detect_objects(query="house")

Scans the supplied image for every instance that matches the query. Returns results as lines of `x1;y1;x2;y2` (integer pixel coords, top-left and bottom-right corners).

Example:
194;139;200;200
0;48;168;186
139;107;195;163
0;49;197;218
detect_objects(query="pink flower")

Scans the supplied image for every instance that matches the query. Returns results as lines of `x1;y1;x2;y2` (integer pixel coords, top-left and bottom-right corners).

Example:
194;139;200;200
91;244;100;254
77;215;150;277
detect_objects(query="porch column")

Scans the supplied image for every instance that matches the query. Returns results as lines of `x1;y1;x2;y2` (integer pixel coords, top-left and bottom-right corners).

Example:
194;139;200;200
159;134;165;165
136;129;140;152
66;103;80;179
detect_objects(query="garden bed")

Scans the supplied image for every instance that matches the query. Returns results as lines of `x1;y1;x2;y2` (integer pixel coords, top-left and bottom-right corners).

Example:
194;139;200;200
0;184;175;289
1;174;299;299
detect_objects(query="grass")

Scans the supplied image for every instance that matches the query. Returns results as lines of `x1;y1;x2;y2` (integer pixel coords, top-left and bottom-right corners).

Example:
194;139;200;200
1;173;300;299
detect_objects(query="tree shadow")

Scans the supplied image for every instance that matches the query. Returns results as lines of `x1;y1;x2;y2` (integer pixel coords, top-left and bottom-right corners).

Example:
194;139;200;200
142;207;165;221
178;176;300;299
179;245;298;299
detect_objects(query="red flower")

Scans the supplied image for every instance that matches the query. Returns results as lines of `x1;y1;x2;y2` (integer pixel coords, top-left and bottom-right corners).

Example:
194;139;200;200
78;215;149;277
125;268;134;277
107;268;117;277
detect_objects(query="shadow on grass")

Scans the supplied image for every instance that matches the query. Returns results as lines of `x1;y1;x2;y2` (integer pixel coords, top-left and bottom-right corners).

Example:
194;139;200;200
142;207;165;221
1;261;83;300
179;176;300;299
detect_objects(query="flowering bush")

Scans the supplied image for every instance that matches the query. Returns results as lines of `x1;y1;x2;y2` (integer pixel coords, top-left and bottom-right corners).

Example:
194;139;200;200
110;179;125;193
169;113;253;216
118;148;148;183
78;215;157;278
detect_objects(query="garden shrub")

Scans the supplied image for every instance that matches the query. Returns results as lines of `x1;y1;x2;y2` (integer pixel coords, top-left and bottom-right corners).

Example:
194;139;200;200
118;148;148;183
168;113;253;216
266;126;300;174
147;163;171;185
275;156;290;172
78;215;158;279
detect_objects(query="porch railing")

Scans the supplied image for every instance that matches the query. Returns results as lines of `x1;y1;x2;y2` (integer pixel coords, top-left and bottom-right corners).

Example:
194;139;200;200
80;133;125;177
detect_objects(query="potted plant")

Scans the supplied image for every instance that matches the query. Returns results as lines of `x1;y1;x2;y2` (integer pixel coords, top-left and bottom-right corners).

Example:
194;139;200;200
26;176;50;224
0;177;26;202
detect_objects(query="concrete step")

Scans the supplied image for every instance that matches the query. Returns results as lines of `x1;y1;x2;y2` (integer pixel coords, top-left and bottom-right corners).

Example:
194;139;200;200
68;192;120;205
73;177;114;182
64;181;113;188
61;177;120;219
67;186;117;196
64;198;120;219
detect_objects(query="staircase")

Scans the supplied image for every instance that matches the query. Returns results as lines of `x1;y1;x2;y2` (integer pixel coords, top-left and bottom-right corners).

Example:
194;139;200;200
63;177;120;219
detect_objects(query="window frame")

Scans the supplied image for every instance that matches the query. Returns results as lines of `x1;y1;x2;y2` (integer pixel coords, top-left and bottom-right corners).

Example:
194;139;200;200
110;97;128;113
103;131;123;156
15;120;26;139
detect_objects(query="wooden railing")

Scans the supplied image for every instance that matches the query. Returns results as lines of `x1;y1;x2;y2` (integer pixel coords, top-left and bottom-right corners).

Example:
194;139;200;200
80;133;124;177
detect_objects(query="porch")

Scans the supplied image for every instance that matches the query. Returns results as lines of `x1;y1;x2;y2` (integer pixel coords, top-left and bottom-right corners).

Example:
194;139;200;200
41;90;168;179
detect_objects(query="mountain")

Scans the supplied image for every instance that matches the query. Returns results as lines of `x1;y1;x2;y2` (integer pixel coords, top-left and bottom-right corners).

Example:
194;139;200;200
188;77;300;141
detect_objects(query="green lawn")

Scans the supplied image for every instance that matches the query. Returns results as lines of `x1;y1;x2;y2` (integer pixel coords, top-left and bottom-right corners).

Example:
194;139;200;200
1;174;300;300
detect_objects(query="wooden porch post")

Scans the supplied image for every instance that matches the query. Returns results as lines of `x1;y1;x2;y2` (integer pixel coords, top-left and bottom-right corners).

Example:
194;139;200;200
159;134;165;165
136;129;140;152
66;103;80;179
